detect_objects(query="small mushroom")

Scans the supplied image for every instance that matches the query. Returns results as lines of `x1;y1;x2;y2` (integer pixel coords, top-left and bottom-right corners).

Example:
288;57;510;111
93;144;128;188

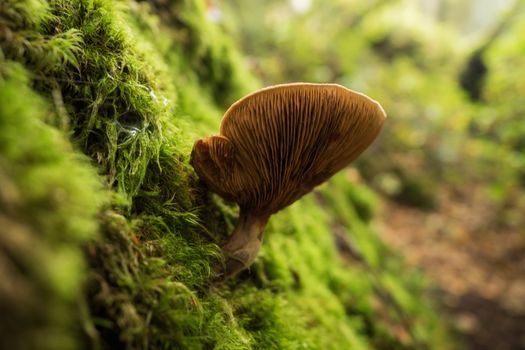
191;83;386;278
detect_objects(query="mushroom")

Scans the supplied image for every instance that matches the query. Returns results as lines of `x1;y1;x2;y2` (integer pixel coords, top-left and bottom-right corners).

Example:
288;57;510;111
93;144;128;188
191;83;386;278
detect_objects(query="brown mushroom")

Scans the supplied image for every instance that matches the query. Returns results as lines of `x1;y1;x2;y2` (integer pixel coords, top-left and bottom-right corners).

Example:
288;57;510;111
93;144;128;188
191;83;386;278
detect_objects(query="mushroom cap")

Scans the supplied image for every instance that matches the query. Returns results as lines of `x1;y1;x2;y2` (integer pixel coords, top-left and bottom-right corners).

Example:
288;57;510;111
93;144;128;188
191;83;386;216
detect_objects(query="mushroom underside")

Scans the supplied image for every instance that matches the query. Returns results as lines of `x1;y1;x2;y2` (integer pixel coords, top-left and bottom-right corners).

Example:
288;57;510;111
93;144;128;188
191;83;386;279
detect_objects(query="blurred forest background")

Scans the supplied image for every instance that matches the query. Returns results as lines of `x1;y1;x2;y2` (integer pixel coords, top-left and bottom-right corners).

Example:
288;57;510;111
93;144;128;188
220;0;525;349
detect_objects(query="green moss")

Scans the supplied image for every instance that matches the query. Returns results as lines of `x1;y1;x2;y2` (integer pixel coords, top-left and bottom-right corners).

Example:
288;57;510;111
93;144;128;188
1;0;454;349
0;62;105;350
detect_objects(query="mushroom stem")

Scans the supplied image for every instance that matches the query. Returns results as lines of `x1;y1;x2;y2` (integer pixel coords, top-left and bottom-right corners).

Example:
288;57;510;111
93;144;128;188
221;210;269;278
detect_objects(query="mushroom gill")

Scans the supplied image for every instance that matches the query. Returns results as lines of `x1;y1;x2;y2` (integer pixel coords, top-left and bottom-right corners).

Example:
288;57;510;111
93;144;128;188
191;83;386;278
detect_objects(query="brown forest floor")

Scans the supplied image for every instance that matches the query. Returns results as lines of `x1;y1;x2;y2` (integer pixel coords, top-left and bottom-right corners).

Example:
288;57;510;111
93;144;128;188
377;189;525;350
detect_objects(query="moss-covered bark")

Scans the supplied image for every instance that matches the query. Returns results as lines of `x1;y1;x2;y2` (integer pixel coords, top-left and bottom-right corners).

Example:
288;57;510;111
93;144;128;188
0;0;455;349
